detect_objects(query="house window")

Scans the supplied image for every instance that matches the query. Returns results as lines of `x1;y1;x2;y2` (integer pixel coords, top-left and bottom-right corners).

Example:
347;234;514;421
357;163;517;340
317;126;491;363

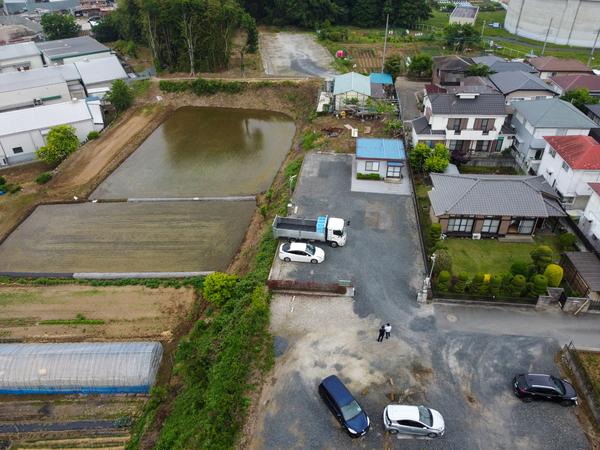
12;147;23;154
451;118;462;132
386;163;402;178
560;195;575;205
480;119;490;131
447;217;474;233
475;140;490;152
482;217;500;234
517;219;535;234
448;140;459;151
549;148;556;158
365;161;380;172
561;161;570;172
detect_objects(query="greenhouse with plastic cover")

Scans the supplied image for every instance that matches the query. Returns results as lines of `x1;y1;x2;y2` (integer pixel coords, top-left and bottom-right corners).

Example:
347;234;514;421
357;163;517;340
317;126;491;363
0;342;163;395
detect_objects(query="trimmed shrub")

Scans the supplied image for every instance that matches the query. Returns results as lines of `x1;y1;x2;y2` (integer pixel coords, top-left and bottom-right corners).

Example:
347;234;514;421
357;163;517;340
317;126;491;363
87;131;100;140
500;272;513;293
356;173;381;180
0;176;5;185
35;172;53;184
489;274;502;296
530;274;548;296
509;274;526;296
543;264;564;287
469;272;488;295
430;223;442;242
202;272;238;307
510;261;529;277
436;270;451;292
530;245;553;273
453;271;468;293
559;232;576;251
159;80;190;93
433;249;452;275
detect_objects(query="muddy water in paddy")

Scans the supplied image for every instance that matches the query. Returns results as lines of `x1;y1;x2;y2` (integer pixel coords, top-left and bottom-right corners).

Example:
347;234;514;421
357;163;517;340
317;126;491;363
92;107;296;199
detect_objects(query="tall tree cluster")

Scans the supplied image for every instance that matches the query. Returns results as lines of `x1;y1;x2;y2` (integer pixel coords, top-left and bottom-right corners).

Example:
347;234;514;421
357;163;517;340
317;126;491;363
241;0;431;29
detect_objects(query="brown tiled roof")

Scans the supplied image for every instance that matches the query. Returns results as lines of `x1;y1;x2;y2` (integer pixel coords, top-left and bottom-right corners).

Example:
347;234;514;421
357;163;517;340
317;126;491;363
550;74;600;92
528;56;592;73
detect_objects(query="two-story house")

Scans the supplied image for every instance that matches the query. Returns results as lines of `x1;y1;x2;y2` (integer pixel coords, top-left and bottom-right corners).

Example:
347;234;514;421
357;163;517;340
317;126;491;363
528;56;593;80
537;135;600;209
488;71;557;105
510;98;597;173
410;92;513;154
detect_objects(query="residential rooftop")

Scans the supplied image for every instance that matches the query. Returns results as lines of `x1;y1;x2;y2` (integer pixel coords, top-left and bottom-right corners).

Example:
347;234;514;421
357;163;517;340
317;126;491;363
427;92;507;115
356;138;405;160
550;74;600;92
544;135;600;170
432;55;473;71
489;71;555;95
37;36;110;61
588;182;600;197
428;173;564;217
0;41;40;61
488;61;538;74
528;56;592;73
512;98;597;128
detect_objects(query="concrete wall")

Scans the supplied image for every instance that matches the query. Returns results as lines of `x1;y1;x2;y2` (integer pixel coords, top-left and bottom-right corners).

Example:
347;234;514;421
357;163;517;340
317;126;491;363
0;118;94;165
0;55;44;73
505;0;600;48
0;81;71;112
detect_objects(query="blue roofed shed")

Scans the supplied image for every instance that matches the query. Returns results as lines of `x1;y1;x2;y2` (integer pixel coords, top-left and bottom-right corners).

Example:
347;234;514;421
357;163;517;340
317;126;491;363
356;138;405;180
369;73;393;85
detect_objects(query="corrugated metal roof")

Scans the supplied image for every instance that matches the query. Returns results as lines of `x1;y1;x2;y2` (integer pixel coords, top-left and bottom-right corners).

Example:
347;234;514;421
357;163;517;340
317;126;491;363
428;173;565;217
369;72;393;85
356;138;405;160
0;342;162;395
74;55;127;86
0;42;40;61
513;98;597;128
428;93;507;115
564;252;600;292
0;100;92;136
333;72;371;96
37;37;109;60
451;5;478;18
0;68;66;93
489;71;555;94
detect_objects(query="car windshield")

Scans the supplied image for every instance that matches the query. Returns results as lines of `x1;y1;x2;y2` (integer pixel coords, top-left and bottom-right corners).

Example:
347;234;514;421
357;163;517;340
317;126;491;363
305;244;316;255
418;406;433;426
551;376;566;395
340;400;362;421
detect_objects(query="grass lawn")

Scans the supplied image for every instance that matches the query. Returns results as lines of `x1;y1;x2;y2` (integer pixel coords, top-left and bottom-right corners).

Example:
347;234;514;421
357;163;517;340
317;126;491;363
441;234;562;275
575;351;600;405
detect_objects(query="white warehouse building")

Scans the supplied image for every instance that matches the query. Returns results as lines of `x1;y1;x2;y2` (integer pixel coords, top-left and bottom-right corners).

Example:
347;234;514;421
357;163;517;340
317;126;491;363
0;100;102;166
505;0;600;48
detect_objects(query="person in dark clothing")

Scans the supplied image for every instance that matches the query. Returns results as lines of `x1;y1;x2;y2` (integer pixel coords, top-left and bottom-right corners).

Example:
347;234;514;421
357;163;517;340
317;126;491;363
377;325;385;342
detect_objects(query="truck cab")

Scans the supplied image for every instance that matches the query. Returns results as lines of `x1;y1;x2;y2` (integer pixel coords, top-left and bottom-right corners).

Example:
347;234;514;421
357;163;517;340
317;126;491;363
325;217;347;247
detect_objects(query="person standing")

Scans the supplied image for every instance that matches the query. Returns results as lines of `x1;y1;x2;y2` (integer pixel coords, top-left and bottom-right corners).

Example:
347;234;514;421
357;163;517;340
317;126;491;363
377;325;385;342
384;323;392;339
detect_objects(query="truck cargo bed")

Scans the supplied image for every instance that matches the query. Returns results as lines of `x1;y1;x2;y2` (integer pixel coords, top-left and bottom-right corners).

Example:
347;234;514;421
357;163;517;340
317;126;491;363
274;217;318;232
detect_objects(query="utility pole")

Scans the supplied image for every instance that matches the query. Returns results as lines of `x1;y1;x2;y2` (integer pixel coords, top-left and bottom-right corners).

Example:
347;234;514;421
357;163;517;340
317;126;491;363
588;28;600;67
381;13;389;73
481;20;486;42
541;17;553;56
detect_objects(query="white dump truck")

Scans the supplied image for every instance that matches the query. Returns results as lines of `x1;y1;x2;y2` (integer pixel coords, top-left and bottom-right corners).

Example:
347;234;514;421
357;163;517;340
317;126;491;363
272;215;347;247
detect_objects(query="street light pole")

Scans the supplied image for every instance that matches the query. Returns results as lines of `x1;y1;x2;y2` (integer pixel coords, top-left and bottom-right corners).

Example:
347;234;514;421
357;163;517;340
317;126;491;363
428;253;437;286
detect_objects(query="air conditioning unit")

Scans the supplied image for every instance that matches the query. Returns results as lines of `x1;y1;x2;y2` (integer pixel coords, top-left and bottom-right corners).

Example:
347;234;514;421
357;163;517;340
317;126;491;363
472;233;481;240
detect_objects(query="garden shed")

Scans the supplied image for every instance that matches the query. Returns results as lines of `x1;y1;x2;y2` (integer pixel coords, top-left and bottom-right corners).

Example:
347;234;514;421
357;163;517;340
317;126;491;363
355;138;405;181
0;342;163;394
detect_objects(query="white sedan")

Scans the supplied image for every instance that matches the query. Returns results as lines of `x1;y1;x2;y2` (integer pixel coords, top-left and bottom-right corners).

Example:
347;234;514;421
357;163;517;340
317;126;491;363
278;242;325;264
383;404;445;438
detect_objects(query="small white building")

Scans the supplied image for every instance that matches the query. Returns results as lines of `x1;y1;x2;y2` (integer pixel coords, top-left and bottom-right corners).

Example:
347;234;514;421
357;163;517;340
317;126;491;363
74;55;128;96
332;72;371;111
0;68;71;112
449;4;479;25
0;41;44;73
356;138;406;180
579;183;600;250
537;135;600;210
0;100;101;166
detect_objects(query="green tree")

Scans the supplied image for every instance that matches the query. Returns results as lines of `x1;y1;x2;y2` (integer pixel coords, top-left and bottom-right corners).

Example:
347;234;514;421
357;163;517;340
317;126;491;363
530;245;553;273
408;142;432;173
407;54;432;79
383;54;403;81
436;270;451;292
509;274;526;296
386;0;432;27
543;264;564;287
352;0;382;27
467;63;492;76
384;119;403;137
91;13;121;42
424;143;450;173
510;261;529;277
529;274;548;296
489;274;502;296
453;271;468;293
202;272;238;307
561;88;599;113
558;232;576;250
430;223;442;242
444;24;479;51
433;248;452;275
469;272;486;295
41;13;81;40
36;125;80;166
106;79;134;113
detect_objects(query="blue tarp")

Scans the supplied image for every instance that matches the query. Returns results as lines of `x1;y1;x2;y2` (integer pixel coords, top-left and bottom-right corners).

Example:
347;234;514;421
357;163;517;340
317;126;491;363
369;73;394;85
356;138;405;161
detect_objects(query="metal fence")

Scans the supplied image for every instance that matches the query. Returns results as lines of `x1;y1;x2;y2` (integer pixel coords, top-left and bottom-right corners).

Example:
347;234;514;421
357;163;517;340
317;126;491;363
562;343;600;428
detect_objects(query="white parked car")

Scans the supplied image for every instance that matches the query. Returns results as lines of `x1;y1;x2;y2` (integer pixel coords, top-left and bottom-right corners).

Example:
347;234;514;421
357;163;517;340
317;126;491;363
278;242;325;264
383;404;445;438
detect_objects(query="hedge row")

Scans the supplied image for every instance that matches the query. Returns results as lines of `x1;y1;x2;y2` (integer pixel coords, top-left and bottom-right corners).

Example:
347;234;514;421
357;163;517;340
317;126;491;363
159;77;247;95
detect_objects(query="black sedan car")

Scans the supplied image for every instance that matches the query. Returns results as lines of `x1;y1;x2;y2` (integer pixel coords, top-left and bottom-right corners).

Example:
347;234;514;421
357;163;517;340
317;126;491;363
318;375;370;437
513;373;578;406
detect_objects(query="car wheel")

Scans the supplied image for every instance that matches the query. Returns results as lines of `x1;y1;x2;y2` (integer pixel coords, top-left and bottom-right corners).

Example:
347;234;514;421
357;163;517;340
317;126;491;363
561;400;574;407
284;257;291;262
388;429;398;435
522;396;533;403
427;432;438;438
330;241;338;248
311;259;318;264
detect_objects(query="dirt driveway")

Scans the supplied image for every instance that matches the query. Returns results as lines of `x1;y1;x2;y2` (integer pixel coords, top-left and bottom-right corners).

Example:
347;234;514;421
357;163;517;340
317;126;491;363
260;32;338;78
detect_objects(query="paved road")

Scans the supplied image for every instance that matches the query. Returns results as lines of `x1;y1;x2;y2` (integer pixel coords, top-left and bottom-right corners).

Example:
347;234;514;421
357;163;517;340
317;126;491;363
254;153;594;450
395;76;424;121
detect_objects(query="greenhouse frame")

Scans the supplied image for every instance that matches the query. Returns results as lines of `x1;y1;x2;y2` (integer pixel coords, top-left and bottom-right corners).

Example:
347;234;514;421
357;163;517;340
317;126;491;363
0;342;163;395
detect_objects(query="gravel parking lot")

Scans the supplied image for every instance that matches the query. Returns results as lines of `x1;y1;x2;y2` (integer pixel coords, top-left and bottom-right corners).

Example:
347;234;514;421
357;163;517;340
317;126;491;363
260;32;338;78
250;153;590;449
